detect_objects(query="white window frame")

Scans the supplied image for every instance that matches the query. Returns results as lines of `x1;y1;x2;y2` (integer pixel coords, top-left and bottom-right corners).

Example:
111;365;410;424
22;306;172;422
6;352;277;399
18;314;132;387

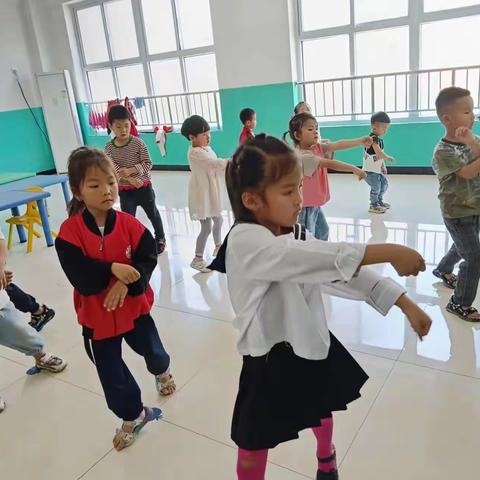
72;0;217;101
297;0;480;83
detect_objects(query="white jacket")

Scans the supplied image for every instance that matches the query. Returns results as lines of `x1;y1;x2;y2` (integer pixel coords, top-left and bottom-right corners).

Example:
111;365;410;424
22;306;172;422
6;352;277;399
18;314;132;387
226;223;406;360
188;146;227;221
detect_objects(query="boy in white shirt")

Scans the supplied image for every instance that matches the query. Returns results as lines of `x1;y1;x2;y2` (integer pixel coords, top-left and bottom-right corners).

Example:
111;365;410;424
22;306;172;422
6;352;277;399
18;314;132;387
363;111;395;214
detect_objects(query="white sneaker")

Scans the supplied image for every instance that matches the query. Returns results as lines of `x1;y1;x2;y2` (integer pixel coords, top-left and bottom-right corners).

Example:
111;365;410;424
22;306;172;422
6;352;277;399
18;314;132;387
0;396;5;413
190;258;211;273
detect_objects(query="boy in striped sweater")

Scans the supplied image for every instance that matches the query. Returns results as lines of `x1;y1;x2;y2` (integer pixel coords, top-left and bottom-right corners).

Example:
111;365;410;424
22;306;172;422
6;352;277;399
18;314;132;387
105;105;166;254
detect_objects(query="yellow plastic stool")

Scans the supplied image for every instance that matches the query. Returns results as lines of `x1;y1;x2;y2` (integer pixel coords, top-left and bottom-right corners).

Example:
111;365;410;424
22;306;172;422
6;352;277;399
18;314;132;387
6;187;58;253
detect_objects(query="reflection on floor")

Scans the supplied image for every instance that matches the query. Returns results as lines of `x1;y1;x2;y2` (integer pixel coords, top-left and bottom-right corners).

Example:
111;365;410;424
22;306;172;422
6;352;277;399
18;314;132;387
0;173;478;479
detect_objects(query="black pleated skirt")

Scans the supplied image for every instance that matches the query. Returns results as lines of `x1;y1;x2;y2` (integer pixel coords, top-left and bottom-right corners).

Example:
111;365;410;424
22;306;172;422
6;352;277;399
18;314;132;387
231;332;369;450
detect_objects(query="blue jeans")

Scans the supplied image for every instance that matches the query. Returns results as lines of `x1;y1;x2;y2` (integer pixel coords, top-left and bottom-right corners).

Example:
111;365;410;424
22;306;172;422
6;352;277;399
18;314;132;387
299;206;329;240
437;215;480;306
365;172;388;206
0;302;44;356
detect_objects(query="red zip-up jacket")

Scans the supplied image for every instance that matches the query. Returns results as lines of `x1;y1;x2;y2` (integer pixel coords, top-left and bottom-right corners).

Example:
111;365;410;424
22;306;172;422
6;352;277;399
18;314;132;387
55;208;157;340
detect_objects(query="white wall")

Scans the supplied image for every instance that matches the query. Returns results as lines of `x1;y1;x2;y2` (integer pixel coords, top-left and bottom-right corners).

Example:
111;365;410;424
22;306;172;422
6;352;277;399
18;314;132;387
209;0;298;89
0;0;42;111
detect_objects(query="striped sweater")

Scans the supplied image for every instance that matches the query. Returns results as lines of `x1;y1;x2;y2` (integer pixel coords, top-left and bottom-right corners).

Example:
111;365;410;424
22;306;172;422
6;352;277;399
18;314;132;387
105;136;152;190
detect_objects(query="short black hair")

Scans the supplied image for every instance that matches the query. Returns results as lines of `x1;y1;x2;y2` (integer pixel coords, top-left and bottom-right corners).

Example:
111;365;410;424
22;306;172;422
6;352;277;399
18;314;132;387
435;87;471;115
108;105;130;125
370;111;391;124
180;115;210;139
240;108;255;125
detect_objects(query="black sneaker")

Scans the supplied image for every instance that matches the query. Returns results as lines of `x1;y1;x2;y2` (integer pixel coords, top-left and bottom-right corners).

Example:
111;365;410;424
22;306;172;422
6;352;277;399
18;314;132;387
29;305;55;332
156;238;166;255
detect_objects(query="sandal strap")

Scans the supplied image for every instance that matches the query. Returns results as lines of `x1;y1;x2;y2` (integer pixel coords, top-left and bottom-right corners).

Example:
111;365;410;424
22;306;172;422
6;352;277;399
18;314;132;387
318;449;337;464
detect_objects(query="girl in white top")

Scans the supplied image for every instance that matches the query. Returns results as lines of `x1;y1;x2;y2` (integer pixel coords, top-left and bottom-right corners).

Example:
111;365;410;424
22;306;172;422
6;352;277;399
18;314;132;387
181;115;228;272
209;135;432;480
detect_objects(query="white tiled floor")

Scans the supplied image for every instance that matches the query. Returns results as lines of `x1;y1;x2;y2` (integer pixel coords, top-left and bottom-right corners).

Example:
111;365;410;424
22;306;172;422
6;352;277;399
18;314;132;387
1;172;479;479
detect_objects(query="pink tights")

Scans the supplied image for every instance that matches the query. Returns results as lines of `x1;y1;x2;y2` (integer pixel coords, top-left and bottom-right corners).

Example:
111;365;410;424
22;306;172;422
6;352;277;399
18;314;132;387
236;416;336;479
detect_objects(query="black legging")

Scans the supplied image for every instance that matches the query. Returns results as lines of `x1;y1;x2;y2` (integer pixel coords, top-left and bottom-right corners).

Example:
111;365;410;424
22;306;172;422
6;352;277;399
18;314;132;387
5;283;40;314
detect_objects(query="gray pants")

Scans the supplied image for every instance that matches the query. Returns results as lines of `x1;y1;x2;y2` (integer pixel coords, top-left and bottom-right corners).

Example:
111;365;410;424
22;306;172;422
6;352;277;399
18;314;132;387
0;302;44;356
195;216;223;256
437;215;480;306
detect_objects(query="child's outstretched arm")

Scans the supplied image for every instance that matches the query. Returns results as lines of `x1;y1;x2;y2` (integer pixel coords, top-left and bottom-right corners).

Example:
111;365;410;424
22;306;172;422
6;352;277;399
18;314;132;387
300;150;365;179
371;141;395;163
190;147;227;173
328;136;373;152
322;260;431;340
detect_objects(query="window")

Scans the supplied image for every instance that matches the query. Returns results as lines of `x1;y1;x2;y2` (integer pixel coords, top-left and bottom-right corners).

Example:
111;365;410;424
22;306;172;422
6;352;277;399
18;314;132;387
300;0;350;31
354;0;408;24
302;36;350;81
141;0;177;54
77;6;109;64
104;0;139;60
424;0;480;12
298;0;480;120
74;0;218;104
420;15;480;69
355;27;409;75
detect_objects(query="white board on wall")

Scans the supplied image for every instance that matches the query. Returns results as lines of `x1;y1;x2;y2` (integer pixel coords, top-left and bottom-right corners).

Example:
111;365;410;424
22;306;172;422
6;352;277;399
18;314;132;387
36;70;83;173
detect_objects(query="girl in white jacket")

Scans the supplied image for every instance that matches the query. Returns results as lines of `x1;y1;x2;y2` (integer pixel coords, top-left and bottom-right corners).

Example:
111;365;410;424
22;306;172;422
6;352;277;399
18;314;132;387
181;115;228;272
209;135;432;480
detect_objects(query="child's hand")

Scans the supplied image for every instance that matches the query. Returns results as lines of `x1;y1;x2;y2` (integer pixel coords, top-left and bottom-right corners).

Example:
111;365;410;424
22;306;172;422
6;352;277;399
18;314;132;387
127;177;144;188
4;270;13;285
111;263;140;284
391;246;426;276
118;167;137;178
396;295;432;340
361;136;373;148
0;271;7;290
386;156;395;163
381;165;388;175
352;167;367;181
455;126;475;145
104;281;128;311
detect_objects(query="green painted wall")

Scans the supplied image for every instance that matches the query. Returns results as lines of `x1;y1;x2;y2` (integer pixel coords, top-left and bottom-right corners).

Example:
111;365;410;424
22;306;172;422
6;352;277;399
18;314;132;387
1;107;54;172
78;83;479;169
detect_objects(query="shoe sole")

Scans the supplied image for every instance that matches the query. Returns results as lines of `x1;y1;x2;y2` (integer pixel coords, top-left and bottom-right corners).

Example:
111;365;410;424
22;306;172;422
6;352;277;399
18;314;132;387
446;306;480;323
36;362;68;373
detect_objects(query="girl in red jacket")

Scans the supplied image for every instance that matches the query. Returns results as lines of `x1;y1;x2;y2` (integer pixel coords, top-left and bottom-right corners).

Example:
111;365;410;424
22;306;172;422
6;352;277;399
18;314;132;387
56;147;176;451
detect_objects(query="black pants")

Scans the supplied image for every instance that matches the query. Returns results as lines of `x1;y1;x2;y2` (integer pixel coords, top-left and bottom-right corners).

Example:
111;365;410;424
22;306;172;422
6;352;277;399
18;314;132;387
5;283;40;314
119;184;165;240
84;315;170;421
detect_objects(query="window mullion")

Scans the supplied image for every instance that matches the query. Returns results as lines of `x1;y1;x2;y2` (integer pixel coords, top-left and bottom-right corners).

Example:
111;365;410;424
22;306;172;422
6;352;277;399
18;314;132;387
99;2;119;98
171;0;183;51
132;0;154;98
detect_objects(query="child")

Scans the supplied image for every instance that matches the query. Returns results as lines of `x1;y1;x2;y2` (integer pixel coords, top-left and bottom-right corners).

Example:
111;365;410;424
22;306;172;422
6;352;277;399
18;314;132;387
181;115;228;273
285;112;371;240
294;100;312;114
6;276;55;331
105;105;167;254
239;108;256;144
0;232;67;413
431;86;480;322
209;135;431;480
363;112;395;214
55;147;176;450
